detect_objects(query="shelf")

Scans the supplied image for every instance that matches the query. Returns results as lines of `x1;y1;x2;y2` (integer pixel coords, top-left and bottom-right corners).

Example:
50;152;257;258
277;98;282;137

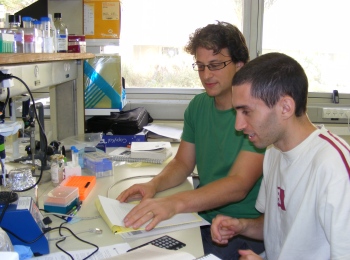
0;53;95;65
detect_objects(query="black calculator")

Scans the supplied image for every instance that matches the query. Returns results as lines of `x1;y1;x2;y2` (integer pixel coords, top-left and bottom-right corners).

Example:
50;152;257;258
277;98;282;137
127;235;186;252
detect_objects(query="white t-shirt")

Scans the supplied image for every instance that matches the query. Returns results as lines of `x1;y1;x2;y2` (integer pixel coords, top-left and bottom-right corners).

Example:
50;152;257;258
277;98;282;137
256;126;350;260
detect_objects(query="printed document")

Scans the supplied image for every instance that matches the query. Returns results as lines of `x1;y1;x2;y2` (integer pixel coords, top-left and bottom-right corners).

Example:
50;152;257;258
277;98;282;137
143;124;182;140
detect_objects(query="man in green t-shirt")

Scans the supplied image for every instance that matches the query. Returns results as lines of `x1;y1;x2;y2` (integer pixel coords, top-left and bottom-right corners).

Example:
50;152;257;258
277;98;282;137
117;21;265;259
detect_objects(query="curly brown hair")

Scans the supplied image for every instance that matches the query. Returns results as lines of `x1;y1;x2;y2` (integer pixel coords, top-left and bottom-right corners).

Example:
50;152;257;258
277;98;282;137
184;21;249;64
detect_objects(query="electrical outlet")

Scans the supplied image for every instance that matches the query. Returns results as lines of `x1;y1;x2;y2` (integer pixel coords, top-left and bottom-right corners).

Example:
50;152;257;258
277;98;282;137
0;69;14;88
322;108;332;118
322;107;350;119
337;109;347;119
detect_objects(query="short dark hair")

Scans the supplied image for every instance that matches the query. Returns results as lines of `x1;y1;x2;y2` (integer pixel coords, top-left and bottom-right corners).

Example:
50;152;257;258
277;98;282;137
184;21;249;64
232;52;308;117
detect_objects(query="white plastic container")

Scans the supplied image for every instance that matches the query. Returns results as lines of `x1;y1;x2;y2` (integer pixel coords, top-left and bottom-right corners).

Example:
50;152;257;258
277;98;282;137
40;16;54;53
22;16;35;53
33;20;43;53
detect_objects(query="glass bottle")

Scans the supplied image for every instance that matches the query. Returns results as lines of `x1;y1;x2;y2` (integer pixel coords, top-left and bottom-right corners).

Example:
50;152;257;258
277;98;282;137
51;155;64;186
59;156;66;182
53;13;68;53
51;157;59;186
8;14;23;53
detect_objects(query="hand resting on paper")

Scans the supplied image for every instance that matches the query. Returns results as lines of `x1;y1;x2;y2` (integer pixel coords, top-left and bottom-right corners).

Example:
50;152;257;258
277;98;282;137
126;197;181;231
117;185;181;231
117;181;157;203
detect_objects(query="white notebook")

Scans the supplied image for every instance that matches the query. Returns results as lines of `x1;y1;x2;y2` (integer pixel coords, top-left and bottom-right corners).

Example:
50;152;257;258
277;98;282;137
130;142;172;160
109;146;172;164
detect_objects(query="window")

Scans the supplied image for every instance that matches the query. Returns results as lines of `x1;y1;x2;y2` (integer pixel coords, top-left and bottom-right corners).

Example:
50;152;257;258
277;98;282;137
122;0;350;95
262;0;350;93
0;0;39;21
0;1;37;15
120;0;243;88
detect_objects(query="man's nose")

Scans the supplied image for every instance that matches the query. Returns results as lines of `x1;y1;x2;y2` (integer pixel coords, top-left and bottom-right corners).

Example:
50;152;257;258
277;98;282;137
235;113;246;132
202;67;213;79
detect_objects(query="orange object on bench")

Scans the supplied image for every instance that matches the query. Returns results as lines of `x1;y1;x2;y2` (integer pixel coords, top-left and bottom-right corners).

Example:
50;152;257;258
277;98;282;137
62;176;96;201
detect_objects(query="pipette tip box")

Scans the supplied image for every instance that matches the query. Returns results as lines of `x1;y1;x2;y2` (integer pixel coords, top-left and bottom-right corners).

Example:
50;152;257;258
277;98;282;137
43;186;79;214
83;152;113;178
61;176;96;201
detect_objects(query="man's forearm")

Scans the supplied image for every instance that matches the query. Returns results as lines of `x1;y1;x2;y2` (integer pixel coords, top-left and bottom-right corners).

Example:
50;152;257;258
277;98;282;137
167;175;252;214
240;215;264;240
150;158;193;193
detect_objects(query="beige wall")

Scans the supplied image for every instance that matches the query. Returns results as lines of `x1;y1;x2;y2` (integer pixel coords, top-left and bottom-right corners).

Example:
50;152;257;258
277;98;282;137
48;0;83;35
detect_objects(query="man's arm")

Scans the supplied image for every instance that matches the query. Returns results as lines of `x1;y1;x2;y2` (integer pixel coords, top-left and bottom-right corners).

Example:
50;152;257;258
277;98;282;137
169;150;264;213
211;214;265;244
148;140;197;192
117;140;196;202
122;150;264;231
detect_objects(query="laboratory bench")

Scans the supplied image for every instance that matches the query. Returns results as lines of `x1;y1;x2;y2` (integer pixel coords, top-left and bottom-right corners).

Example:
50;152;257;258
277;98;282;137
1;143;204;259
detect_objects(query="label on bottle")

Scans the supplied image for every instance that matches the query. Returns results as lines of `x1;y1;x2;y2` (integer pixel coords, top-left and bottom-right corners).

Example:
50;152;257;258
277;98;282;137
56;34;68;52
51;164;59;185
24;34;34;42
43;37;54;53
14;33;23;41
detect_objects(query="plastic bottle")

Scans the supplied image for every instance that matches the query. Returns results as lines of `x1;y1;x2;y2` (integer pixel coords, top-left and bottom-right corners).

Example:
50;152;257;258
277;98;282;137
40;16;54;53
33;20;43;53
71;146;79;166
22;16;35;53
51;157;60;186
53;13;68;53
48;14;56;53
8;14;23;53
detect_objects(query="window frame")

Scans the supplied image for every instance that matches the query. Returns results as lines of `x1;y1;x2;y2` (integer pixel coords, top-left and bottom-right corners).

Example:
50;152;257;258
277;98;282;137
125;0;350;122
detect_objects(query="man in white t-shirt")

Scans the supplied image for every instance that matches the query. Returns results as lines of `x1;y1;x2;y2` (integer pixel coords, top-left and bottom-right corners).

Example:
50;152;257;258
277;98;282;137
211;52;350;260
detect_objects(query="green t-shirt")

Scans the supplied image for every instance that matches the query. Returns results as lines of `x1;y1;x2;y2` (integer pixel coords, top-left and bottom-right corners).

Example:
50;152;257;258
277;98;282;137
181;93;265;223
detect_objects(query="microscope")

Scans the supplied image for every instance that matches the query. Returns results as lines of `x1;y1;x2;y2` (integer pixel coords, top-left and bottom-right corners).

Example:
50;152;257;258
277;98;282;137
0;71;50;256
13;101;58;176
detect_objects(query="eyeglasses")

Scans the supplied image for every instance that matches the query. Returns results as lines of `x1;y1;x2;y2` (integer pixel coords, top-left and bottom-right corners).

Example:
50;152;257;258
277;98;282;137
192;60;233;71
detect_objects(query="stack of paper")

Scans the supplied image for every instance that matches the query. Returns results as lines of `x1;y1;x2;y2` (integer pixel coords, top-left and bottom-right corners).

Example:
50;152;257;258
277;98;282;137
95;195;204;234
143;123;182;142
130;142;172;160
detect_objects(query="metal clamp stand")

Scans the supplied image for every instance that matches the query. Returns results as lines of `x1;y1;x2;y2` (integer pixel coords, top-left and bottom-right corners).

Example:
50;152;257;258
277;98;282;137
13;102;50;176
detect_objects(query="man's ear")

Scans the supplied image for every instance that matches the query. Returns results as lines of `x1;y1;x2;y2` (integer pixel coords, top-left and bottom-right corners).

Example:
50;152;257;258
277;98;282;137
280;96;295;119
235;62;244;71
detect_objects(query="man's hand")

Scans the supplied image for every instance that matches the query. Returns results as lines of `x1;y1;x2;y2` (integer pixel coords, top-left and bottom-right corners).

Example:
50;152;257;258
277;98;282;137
211;215;244;244
122;196;180;231
117;182;157;203
238;249;263;260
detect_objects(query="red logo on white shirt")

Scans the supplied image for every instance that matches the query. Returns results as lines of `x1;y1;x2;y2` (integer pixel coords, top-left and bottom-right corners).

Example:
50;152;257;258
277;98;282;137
277;187;286;210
